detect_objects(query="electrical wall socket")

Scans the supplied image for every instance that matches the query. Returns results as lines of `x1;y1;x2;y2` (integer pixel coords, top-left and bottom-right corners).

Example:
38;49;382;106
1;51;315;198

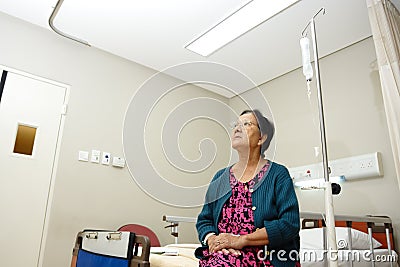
289;152;383;181
102;152;111;165
329;152;383;180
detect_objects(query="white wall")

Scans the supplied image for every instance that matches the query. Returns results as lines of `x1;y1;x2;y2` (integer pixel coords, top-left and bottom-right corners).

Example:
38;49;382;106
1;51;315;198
230;37;400;247
1;9;399;267
0;11;231;266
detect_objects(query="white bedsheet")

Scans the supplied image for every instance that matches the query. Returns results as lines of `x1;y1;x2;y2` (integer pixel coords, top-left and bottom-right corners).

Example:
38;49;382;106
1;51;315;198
150;244;199;267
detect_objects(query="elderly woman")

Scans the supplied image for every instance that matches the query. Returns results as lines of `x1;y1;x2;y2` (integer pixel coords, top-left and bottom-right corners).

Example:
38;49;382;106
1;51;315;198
196;109;300;267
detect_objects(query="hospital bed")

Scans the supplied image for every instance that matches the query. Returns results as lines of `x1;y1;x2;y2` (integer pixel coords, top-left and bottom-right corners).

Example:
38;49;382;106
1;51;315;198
149;212;398;267
70;212;398;267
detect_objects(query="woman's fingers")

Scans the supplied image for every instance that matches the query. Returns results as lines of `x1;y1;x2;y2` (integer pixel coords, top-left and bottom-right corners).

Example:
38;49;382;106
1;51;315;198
212;238;231;252
207;235;218;252
210;238;224;252
209;234;243;253
221;248;229;254
228;248;241;255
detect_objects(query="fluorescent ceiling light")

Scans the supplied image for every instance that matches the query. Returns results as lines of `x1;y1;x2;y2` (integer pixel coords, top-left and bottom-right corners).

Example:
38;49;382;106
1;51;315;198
185;0;300;57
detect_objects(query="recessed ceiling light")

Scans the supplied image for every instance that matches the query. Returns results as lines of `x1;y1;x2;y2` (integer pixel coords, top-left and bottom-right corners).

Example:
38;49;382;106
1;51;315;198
185;0;300;57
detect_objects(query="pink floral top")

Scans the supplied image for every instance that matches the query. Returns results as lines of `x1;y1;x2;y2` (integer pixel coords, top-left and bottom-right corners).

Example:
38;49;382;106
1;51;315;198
199;162;273;267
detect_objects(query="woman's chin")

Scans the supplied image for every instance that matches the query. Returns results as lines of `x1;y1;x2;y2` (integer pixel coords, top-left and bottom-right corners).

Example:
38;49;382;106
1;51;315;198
231;142;247;151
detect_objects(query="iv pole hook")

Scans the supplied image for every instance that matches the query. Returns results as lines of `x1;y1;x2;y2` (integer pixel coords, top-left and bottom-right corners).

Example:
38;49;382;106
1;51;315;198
301;8;326;37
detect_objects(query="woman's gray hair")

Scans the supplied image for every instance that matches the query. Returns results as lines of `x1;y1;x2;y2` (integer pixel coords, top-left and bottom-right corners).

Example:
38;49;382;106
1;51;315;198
240;109;274;155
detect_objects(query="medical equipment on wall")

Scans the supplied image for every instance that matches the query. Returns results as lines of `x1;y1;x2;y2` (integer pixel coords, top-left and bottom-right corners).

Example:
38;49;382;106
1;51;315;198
300;8;339;267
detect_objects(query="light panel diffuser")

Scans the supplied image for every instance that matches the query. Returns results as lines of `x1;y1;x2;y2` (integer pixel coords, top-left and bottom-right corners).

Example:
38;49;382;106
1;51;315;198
185;0;300;56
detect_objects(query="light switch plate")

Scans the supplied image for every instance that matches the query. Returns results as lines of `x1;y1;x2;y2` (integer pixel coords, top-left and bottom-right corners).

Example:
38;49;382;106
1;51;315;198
78;151;89;162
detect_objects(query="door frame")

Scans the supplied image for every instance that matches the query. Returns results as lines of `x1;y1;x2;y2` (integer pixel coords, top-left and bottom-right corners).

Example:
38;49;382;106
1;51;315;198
0;64;70;266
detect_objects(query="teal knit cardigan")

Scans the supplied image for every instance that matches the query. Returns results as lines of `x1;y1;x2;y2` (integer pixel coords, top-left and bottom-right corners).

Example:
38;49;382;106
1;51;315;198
196;161;300;266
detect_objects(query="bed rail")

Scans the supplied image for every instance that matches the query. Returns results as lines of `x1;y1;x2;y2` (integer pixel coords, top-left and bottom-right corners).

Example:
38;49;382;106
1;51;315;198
300;212;396;267
300;212;393;224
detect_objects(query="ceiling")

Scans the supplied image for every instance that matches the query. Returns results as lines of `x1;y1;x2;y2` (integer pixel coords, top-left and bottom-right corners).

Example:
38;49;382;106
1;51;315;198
0;0;398;98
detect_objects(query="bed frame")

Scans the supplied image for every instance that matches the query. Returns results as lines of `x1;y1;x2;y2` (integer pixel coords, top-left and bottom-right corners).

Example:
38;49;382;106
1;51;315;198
300;212;395;250
69;213;396;267
161;212;396;250
300;212;397;267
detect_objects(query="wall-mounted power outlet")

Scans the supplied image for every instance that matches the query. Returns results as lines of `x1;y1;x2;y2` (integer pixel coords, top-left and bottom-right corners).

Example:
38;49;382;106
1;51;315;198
289;152;383;182
102;152;111;165
330;152;383;180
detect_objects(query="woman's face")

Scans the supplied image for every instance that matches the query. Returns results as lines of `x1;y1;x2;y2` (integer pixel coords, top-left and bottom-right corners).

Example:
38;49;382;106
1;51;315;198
231;113;261;151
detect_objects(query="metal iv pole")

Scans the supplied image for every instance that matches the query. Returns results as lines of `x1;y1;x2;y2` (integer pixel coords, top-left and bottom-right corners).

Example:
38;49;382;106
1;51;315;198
301;8;338;267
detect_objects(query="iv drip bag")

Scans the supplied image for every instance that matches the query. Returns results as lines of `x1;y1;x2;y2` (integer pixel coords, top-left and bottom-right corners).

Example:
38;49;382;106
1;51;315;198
300;37;313;81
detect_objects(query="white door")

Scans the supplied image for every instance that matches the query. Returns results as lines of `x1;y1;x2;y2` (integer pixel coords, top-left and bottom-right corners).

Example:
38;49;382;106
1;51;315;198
0;68;67;266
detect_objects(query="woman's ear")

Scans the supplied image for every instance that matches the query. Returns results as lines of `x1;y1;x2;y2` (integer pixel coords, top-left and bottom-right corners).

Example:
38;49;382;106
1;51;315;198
258;134;267;146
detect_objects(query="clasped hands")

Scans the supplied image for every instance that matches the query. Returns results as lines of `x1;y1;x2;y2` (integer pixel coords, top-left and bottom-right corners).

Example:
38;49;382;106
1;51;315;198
207;233;244;256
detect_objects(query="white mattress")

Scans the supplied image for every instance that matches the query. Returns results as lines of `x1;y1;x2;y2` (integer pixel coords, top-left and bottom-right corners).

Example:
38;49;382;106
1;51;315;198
150;244;199;267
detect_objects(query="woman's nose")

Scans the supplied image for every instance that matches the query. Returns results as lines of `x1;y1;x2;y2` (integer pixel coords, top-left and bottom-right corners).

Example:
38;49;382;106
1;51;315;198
234;127;242;133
